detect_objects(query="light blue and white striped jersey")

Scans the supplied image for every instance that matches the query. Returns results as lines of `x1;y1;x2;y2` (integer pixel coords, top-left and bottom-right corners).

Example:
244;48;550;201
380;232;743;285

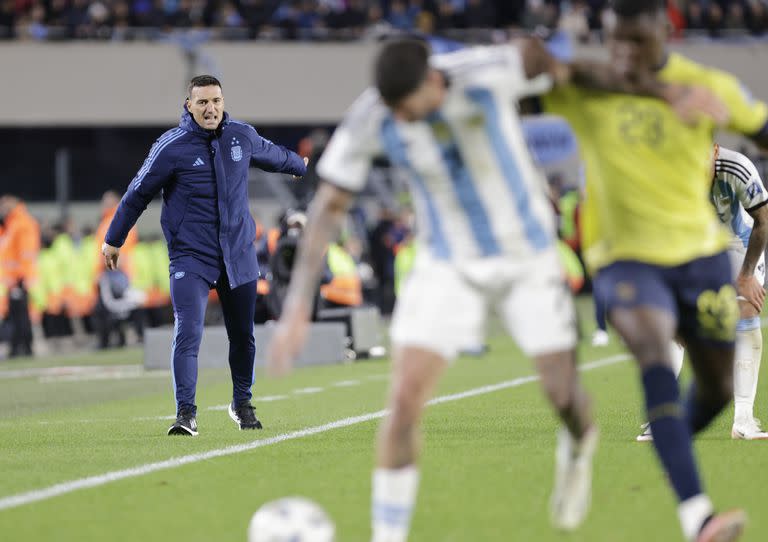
711;147;768;248
316;44;557;261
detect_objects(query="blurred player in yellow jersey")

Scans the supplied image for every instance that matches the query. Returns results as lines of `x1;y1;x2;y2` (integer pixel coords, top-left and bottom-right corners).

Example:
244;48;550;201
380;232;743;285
544;1;768;541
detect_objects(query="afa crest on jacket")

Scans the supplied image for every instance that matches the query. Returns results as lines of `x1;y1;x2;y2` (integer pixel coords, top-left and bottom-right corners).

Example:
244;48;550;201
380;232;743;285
105;106;307;288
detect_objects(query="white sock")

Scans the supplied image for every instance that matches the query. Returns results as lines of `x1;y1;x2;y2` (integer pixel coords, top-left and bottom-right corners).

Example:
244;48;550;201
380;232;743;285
371;466;420;542
670;341;685;379
678;494;714;541
748;324;763;417
734;318;761;422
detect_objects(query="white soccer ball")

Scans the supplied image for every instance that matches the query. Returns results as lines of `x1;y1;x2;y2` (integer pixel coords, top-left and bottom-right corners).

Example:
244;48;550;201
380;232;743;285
248;497;335;542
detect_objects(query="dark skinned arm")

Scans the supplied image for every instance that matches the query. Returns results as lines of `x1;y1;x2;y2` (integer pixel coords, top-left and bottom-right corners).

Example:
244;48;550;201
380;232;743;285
739;203;768;312
516;37;730;125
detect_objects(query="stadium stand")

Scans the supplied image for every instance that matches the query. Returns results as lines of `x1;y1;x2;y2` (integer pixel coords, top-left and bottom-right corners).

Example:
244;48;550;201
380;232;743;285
1;1;767;42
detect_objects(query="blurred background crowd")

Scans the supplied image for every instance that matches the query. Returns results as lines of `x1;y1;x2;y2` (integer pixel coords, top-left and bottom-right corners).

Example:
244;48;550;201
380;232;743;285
3;0;768;41
0;165;418;357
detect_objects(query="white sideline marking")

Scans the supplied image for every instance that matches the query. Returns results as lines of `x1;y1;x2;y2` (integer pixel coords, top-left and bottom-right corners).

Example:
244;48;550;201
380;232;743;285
39;370;167;384
333;380;361;387
207;395;290;411
0;353;630;512
293;387;324;395
0;365;146;380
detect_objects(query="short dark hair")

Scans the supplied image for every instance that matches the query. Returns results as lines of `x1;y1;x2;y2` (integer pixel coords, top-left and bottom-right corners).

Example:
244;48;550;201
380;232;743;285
374;38;430;107
187;75;222;99
610;0;666;17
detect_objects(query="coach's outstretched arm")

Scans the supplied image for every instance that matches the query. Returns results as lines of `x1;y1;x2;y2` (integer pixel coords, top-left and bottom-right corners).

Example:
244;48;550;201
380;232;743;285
247;125;308;177
266;182;354;376
102;141;175;270
516;37;729;126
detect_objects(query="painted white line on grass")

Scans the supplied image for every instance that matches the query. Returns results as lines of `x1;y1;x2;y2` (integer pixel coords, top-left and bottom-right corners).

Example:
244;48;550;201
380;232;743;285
332;380;361;387
39;370;167;384
0;365;147;380
206;395;290;411
293;387;324;395
0;353;630;512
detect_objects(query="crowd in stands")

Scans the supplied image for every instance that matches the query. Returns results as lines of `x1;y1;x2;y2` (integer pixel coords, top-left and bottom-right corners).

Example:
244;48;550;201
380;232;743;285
0;191;415;358
2;0;767;41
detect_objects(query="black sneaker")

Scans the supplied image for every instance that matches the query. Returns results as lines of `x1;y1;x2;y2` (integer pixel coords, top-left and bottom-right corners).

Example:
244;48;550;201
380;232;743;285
228;401;263;430
168;406;198;436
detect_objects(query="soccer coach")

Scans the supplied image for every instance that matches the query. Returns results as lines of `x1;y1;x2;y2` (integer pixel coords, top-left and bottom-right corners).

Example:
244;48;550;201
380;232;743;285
102;75;307;436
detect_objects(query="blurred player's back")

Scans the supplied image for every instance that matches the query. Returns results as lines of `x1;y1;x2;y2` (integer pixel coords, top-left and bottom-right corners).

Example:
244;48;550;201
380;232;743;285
545;51;766;272
320;44;559;262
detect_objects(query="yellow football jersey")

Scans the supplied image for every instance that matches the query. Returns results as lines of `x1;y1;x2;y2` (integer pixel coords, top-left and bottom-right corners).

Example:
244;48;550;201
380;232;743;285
544;52;768;272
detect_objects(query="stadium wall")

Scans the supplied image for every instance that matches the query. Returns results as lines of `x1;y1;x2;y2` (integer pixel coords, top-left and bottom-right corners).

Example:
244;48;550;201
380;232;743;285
1;41;767;125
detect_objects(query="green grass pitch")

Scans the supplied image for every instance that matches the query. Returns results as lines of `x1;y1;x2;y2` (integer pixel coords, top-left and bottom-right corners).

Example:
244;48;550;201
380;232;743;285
0;300;767;541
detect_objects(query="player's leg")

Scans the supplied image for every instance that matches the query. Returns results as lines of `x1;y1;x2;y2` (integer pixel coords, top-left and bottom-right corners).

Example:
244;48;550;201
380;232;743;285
673;252;748;540
731;250;766;439
731;302;766;439
167;271;209;436
591;285;610;346
637;341;686;442
216;276;262;430
597;261;724;541
371;255;482;542
372;347;447;542
500;249;595;530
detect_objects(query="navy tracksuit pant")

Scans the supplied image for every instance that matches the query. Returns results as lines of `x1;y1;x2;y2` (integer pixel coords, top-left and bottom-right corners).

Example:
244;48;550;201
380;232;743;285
169;270;257;413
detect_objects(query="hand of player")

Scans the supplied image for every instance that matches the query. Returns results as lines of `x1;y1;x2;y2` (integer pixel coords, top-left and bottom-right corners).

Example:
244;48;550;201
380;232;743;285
266;302;311;377
293;157;310;180
102;243;120;270
736;272;766;313
664;84;731;127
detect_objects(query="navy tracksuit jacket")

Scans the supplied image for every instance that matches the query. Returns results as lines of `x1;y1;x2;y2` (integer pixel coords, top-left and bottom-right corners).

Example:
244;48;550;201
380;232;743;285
106;107;306;412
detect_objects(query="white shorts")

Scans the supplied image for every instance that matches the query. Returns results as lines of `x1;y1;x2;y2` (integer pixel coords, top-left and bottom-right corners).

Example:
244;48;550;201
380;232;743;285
389;248;577;361
728;244;766;289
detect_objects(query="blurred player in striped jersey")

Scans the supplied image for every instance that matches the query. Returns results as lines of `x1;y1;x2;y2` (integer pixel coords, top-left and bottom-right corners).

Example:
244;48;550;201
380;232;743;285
267;36;725;541
638;146;768;442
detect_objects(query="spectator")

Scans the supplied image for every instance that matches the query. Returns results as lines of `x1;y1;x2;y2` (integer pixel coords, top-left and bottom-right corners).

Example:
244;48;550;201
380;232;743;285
436;1;466;30
414;6;435;33
746;0;768;35
705;1;724;38
0;195;40;358
0;0;15;38
522;0;558;30
216;1;245;27
335;0;367;33
666;0;686;38
17;1;47;40
464;0;495;28
725;1;746;31
363;2;392;38
234;0;272;35
387;0;414;31
3;0;767;41
559;0;590;42
46;0;67;26
685;0;705;31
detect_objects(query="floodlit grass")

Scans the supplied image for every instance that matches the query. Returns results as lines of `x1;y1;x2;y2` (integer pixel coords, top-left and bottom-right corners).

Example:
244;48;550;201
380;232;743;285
0;299;765;541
